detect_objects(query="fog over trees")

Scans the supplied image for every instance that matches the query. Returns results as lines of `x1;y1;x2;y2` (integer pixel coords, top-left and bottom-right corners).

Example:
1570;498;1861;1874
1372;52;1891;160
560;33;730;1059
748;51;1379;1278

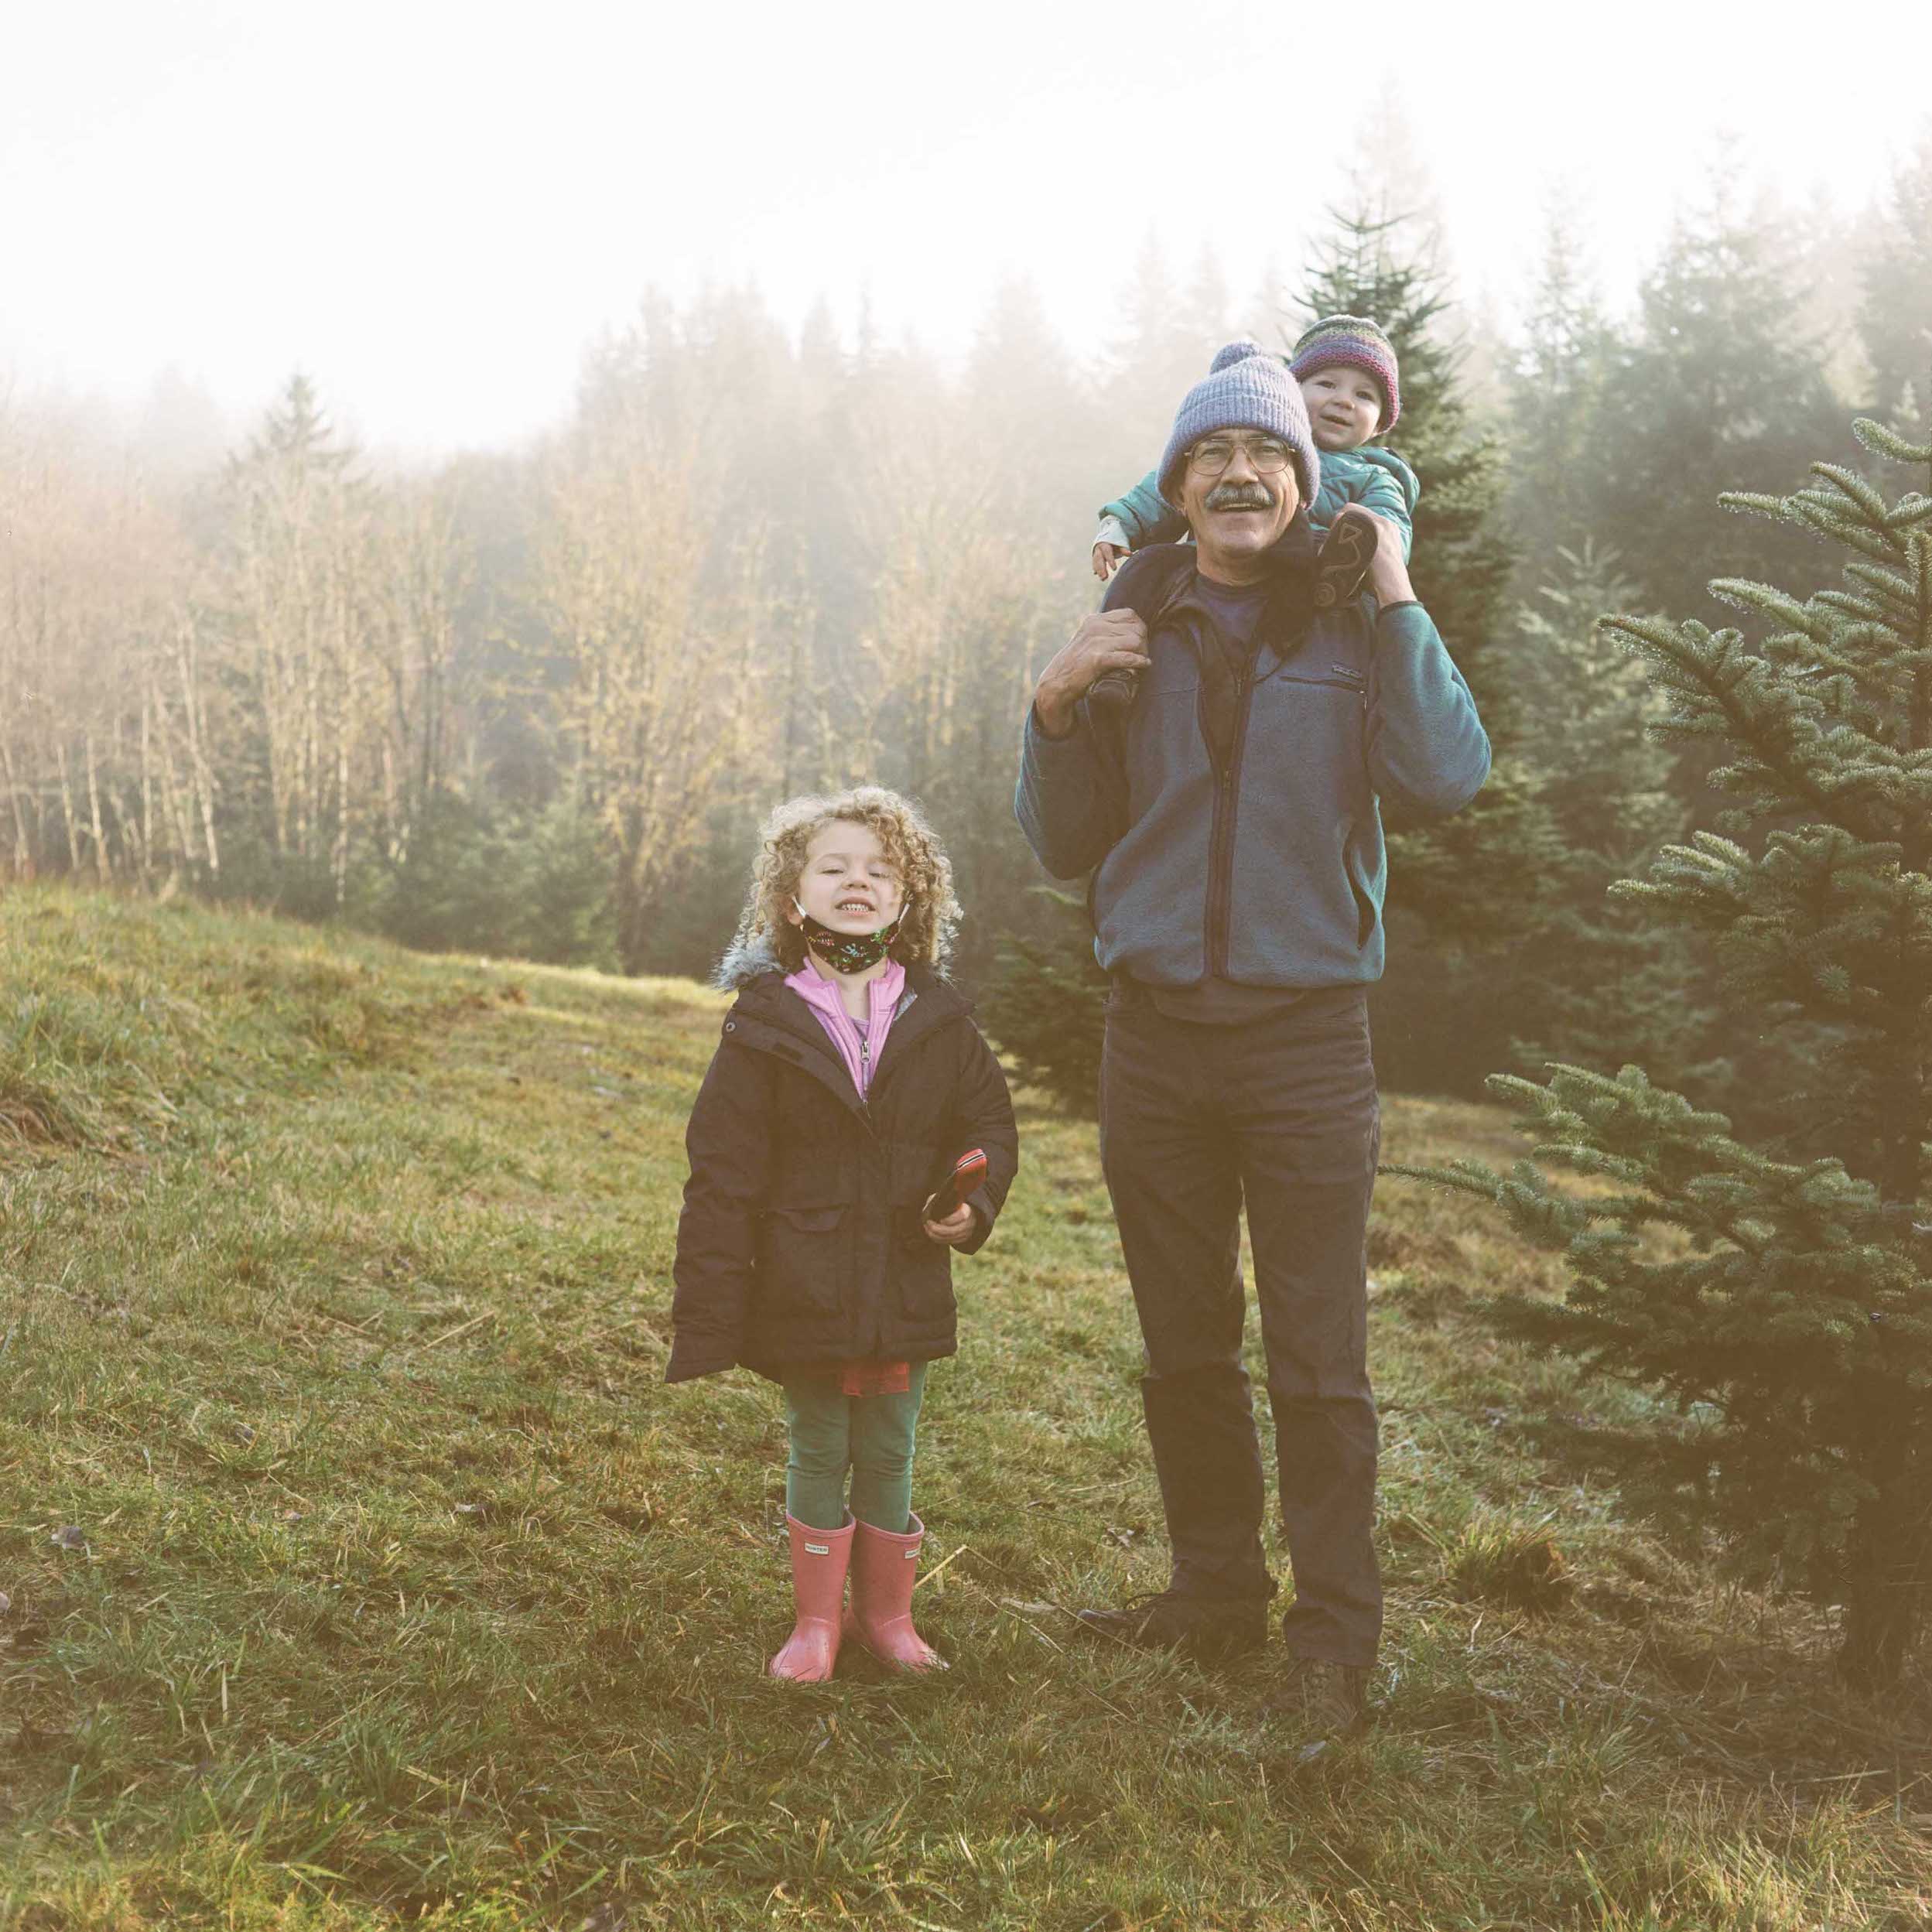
5;135;1929;1104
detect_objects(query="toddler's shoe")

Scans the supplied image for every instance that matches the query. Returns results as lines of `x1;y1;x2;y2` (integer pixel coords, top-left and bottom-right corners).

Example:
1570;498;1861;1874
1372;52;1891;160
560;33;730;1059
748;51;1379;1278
1085;665;1141;725
1312;506;1381;610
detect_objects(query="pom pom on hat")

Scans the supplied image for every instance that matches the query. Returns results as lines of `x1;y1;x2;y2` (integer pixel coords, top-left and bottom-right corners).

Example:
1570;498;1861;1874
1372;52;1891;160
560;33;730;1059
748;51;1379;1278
1209;337;1268;373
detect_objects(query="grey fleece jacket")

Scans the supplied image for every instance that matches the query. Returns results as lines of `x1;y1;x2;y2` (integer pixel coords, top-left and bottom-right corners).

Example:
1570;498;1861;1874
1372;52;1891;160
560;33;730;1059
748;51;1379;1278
1014;559;1489;990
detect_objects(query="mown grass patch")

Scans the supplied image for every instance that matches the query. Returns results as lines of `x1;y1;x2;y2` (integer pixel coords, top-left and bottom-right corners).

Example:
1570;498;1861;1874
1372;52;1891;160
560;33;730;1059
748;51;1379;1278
1;884;1927;1929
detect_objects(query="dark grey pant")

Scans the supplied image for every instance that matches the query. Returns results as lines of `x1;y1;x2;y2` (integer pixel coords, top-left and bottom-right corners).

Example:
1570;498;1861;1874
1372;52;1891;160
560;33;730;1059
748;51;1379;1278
1099;982;1382;1666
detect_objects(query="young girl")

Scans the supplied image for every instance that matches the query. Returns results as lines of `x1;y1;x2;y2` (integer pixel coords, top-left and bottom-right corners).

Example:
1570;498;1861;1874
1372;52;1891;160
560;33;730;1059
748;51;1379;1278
666;786;1017;1681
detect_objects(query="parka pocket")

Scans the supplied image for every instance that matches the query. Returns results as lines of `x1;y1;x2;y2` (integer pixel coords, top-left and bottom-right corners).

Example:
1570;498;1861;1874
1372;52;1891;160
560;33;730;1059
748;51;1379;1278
769;1204;846;1235
755;1199;852;1315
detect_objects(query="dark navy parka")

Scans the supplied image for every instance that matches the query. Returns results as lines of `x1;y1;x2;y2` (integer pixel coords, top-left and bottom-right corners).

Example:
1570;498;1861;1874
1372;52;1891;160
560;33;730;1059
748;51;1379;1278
666;947;1017;1383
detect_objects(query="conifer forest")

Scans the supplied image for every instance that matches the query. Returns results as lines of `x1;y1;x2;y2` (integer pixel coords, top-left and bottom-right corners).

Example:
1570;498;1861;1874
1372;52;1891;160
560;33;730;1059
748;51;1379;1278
2;156;1924;1072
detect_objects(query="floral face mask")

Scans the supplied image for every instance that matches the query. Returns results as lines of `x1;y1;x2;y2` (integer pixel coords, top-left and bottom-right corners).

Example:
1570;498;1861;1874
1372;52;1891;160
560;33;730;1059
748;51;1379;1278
793;900;904;974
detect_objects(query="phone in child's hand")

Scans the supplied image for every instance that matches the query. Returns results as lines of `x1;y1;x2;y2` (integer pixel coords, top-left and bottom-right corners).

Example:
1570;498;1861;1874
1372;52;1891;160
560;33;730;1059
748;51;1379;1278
922;1148;988;1222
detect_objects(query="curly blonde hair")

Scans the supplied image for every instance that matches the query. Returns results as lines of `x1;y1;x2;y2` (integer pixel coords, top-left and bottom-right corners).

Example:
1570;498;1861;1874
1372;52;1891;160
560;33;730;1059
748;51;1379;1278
727;785;961;976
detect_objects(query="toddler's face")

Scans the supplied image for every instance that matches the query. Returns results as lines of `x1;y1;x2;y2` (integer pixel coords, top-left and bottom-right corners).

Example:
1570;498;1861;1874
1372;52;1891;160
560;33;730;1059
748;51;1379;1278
789;819;905;936
1300;365;1386;452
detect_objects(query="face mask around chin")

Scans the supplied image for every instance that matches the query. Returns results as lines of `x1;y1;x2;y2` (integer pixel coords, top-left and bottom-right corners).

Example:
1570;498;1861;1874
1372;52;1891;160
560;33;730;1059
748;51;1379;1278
792;898;905;974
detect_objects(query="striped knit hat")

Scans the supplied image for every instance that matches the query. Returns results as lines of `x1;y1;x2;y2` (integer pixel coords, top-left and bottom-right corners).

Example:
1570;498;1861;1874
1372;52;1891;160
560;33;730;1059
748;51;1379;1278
1157;339;1322;511
1289;315;1400;431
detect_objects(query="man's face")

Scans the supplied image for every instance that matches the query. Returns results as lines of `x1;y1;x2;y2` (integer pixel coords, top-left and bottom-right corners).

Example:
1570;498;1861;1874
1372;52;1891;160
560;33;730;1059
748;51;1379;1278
788;819;905;936
1300;365;1385;451
1175;431;1301;572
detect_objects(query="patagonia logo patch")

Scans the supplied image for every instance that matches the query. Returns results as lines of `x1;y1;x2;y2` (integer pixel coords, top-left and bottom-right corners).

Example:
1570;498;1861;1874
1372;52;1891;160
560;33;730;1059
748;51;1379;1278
1331;663;1366;682
804;1541;830;1556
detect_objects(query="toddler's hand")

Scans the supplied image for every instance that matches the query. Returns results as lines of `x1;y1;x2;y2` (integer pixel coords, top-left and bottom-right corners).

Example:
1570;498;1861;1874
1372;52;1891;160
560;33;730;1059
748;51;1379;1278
1092;541;1127;580
922;1202;976;1246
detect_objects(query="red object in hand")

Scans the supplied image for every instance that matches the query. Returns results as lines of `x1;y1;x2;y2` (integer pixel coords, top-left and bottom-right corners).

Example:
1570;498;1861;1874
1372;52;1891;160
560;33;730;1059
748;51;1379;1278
922;1148;988;1222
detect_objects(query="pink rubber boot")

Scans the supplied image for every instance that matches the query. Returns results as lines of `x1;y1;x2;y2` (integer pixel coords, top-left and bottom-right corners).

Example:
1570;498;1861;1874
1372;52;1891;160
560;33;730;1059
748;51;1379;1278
769;1513;855;1682
843;1511;947;1671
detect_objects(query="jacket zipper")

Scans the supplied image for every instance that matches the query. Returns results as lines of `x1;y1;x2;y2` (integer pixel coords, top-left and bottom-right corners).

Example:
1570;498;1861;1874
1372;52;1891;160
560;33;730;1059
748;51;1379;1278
1205;660;1257;980
1202;659;1370;975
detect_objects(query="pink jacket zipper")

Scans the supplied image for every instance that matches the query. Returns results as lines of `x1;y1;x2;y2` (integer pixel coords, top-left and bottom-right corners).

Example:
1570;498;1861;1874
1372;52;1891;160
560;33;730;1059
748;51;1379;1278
784;956;905;1100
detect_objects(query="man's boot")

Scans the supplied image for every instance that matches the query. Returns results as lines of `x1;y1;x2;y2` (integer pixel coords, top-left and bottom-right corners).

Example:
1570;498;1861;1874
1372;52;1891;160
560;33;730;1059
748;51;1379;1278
1263;1655;1369;1736
769;1513;856;1682
1075;1588;1267;1660
1075;1365;1270;1660
843;1511;946;1672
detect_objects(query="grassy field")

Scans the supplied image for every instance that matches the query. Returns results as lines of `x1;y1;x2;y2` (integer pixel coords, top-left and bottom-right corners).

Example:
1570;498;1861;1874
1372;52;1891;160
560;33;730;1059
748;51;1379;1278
1;885;1927;1930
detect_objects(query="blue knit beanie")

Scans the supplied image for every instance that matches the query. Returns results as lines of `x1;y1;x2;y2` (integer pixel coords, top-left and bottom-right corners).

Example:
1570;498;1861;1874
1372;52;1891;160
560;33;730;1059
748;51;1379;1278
1157;339;1321;511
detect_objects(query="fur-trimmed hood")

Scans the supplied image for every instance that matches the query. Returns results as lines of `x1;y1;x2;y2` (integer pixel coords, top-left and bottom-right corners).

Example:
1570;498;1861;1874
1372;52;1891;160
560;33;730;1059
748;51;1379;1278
712;932;786;992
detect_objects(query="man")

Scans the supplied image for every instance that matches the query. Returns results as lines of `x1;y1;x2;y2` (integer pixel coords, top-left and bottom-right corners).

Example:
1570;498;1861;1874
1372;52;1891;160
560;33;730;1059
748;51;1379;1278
1014;342;1489;1736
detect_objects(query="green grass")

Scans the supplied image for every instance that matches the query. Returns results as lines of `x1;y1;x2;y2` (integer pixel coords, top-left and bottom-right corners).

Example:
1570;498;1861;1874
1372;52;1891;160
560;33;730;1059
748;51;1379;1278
1;884;1927;1930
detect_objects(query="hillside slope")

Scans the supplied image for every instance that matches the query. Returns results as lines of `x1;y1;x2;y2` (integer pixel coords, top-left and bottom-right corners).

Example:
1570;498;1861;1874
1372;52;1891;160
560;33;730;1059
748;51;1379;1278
0;888;1925;1930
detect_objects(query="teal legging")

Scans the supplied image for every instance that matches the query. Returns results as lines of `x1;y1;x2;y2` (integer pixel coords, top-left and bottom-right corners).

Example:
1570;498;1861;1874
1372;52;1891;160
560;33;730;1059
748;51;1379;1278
782;1363;928;1534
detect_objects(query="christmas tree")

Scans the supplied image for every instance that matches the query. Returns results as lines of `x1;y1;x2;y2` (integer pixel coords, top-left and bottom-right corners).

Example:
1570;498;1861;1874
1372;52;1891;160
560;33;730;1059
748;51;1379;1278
1296;207;1517;744
980;886;1109;1115
1405;419;1932;1687
1294;206;1548;1095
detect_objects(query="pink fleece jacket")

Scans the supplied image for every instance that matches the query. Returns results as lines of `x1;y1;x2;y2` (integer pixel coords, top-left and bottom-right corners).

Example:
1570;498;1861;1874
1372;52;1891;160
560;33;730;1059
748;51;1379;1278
782;956;906;1100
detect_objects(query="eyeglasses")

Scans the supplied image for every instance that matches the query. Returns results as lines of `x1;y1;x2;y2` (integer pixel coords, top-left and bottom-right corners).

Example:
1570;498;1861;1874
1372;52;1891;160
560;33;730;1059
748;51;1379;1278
1187;435;1293;475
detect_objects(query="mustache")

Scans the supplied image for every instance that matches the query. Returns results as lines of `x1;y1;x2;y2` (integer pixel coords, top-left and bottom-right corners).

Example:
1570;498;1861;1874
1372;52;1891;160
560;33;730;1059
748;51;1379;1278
1205;482;1275;511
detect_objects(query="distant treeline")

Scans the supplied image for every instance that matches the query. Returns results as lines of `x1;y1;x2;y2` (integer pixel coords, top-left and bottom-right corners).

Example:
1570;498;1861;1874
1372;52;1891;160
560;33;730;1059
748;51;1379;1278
3;140;1929;1105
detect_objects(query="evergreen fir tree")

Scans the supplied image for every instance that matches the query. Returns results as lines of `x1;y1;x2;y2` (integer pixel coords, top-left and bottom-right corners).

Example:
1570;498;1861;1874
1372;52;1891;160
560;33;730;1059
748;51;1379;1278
980;887;1109;1114
1298;207;1517;741
1505;205;1616;566
1409;418;1932;1688
1492;542;1716;1086
217;374;368;915
1109;236;1226;442
1294;206;1532;1094
1592;162;1848;624
1858;128;1932;439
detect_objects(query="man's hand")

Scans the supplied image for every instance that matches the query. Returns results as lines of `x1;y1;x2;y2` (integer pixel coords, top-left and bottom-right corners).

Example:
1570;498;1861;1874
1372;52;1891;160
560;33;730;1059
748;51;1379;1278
1092;540;1127;581
922;1202;976;1246
1033;609;1151;739
1363;511;1414;607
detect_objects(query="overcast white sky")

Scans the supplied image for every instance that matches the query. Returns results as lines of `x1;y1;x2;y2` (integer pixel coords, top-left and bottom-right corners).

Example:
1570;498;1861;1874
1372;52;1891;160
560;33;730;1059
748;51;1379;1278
5;0;1928;458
